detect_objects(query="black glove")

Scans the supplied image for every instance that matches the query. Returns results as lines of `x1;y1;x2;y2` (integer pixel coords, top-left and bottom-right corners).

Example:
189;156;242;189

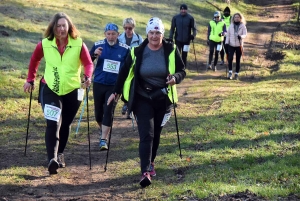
218;33;223;37
237;35;241;40
207;40;210;46
190;35;195;41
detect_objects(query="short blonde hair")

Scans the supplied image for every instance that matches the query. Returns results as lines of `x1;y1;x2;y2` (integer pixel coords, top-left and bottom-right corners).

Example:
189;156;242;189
231;12;246;25
122;17;136;27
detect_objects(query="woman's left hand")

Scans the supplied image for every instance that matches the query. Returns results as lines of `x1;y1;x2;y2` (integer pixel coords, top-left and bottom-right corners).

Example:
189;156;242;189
166;75;176;86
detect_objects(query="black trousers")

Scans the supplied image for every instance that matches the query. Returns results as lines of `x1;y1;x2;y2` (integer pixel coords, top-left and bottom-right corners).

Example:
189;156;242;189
41;84;81;162
175;40;190;67
93;82;115;127
209;40;222;66
133;93;172;174
228;45;242;73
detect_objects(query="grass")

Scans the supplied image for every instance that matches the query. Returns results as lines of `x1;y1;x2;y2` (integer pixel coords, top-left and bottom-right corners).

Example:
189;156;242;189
1;0;300;200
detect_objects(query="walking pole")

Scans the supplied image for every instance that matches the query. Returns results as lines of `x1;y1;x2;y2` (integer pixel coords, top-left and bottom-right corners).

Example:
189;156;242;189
75;88;89;138
130;112;135;131
104;97;118;172
86;87;92;170
169;80;182;159
192;40;198;73
24;84;33;156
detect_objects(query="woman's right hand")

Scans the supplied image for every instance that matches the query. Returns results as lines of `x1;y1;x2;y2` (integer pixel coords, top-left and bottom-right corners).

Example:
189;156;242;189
23;82;35;93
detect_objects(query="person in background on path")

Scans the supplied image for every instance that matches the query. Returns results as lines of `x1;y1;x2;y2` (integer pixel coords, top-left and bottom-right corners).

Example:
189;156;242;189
23;12;93;175
118;17;143;119
225;12;247;80
107;17;186;188
207;11;227;71
169;3;197;67
89;23;130;151
220;6;232;65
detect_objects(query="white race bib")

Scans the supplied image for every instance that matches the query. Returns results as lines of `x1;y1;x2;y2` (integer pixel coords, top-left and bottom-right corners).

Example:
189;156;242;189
183;45;190;52
44;104;61;122
77;88;84;101
161;111;172;127
103;59;120;74
217;44;222;51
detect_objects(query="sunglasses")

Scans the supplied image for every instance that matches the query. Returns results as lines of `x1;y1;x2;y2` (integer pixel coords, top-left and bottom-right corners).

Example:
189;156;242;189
214;16;220;18
124;27;133;31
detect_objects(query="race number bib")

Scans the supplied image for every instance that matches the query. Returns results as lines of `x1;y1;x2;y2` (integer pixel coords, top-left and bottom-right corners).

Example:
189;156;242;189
103;59;120;74
44;104;61;122
161;111;172;127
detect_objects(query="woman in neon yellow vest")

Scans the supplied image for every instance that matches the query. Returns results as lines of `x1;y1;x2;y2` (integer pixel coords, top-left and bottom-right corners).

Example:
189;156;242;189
23;12;93;175
207;11;227;71
107;17;186;188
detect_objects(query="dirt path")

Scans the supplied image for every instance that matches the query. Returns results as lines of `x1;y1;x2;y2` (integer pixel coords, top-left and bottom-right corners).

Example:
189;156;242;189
0;0;296;200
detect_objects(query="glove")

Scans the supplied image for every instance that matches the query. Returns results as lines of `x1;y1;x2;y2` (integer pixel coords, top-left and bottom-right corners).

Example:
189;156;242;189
218;33;223;37
237;35;241;40
190;35;195;41
207;40;210;46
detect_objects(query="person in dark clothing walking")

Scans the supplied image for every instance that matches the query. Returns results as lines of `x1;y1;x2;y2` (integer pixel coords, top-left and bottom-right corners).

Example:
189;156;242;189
220;6;232;65
107;17;186;188
169;3;197;67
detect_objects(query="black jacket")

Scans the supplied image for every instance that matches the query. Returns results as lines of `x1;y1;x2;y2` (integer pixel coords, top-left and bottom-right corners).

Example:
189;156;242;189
114;38;186;112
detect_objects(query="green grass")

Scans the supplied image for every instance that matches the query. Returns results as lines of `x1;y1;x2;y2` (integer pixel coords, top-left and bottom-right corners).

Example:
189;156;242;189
1;0;300;200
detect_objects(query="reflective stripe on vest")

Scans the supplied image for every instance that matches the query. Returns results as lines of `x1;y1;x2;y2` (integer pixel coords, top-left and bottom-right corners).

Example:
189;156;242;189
209;20;225;42
123;45;178;103
42;36;82;95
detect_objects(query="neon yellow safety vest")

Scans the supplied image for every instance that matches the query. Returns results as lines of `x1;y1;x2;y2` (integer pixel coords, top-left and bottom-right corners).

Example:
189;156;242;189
42;36;82;95
223;16;231;30
123;46;178;103
209;20;225;42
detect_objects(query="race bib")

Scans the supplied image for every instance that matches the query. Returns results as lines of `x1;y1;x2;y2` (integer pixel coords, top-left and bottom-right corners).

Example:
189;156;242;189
217;44;222;51
161;111;172;127
78;88;84;101
183;45;190;52
103;59;120;74
44;104;61;122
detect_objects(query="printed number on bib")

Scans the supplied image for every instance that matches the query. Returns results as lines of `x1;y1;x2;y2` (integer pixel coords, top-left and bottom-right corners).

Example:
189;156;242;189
103;59;120;74
44;104;61;122
161;111;172;127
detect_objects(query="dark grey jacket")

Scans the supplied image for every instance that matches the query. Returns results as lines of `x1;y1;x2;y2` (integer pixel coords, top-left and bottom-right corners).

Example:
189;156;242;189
169;13;197;43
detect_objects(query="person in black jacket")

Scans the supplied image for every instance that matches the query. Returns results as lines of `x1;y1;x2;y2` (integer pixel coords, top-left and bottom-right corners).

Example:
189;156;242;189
107;17;186;188
169;3;197;67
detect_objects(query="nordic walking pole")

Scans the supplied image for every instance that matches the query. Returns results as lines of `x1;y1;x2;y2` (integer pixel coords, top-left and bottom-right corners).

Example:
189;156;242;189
24;84;33;156
75;88;89;138
104;98;118;172
86;87;91;170
169;76;182;159
192;40;198;73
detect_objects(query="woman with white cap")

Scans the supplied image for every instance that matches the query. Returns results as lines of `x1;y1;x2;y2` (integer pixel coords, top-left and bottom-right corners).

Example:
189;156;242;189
107;17;186;187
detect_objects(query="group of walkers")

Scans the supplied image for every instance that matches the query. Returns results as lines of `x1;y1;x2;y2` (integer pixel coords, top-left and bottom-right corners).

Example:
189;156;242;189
207;6;247;80
22;3;246;188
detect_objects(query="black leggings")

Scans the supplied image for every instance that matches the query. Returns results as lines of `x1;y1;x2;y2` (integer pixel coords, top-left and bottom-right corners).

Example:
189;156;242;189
93;82;115;127
133;93;172;174
228;45;242;73
41;84;81;162
175;40;190;67
209;40;222;66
